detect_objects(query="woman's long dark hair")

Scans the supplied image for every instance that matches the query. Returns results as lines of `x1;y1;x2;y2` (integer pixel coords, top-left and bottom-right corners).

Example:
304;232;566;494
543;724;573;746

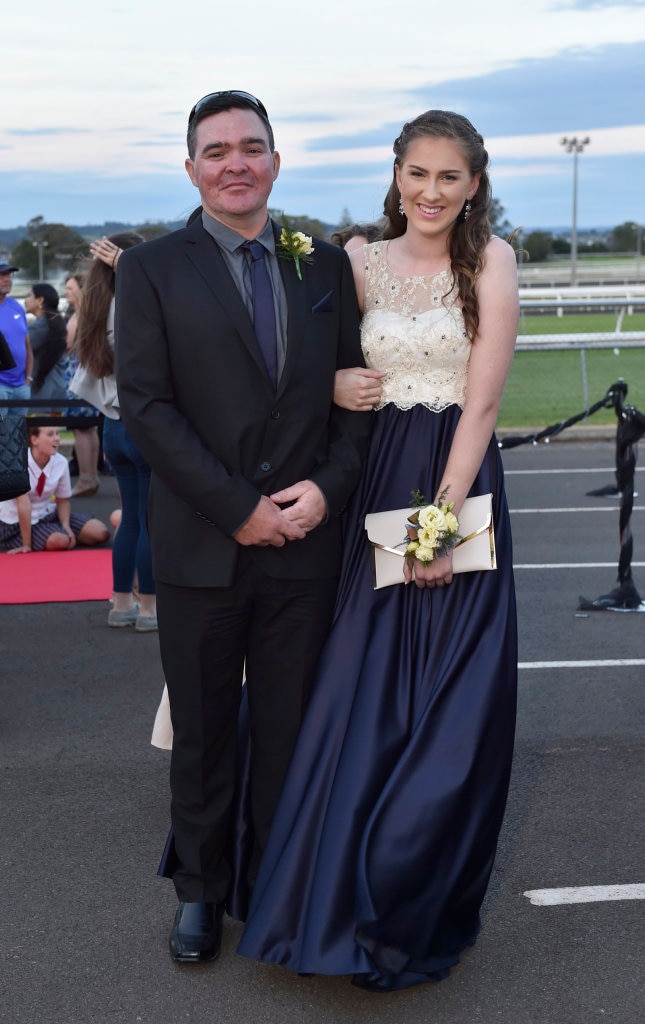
76;231;144;378
382;110;492;341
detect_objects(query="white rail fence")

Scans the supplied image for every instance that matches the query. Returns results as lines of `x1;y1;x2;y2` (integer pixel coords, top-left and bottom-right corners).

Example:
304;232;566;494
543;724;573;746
516;289;645;414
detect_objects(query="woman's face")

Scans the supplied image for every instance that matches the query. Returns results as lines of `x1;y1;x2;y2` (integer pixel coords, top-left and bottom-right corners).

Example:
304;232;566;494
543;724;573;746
64;277;82;308
395;136;479;242
24;289;42;315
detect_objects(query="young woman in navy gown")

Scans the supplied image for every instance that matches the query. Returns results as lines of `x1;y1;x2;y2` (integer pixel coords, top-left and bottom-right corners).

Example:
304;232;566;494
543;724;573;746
238;109;519;992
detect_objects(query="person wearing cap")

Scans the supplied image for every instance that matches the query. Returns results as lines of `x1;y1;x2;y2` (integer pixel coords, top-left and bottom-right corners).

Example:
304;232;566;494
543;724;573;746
0;259;33;416
115;90;372;965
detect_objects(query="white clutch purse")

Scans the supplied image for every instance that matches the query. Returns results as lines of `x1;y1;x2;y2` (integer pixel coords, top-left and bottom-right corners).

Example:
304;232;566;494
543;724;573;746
364;493;496;589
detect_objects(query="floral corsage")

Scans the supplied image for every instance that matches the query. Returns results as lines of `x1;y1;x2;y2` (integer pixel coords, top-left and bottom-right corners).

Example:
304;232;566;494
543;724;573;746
276;217;314;280
404;489;461;567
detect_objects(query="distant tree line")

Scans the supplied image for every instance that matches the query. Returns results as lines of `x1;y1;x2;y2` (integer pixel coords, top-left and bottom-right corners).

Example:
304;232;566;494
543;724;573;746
2;209;642;277
517;222;641;263
4;215;185;278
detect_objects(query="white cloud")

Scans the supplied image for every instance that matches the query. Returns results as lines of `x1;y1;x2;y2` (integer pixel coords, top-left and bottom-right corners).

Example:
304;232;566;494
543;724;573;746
2;0;645;227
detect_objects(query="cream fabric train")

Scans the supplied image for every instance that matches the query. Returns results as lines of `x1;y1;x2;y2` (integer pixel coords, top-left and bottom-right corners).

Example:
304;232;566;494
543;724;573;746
151;683;173;749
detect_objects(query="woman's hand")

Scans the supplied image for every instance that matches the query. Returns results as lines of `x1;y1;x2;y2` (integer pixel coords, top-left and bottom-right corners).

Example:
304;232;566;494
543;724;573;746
7;544;32;555
403;551;454;589
334;367;386;411
90;236;122;270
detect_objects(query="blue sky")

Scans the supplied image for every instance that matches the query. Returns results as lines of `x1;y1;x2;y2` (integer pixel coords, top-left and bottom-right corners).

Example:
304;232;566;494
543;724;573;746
2;0;644;231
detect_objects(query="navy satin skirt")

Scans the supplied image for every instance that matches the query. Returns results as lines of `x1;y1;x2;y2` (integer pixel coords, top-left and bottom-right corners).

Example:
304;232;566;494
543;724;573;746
236;403;518;991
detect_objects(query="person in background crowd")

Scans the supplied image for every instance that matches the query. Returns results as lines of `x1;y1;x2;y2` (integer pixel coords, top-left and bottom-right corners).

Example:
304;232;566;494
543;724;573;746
0;259;33;416
24;283;67;415
0;425;109;553
63;272;102;497
71;232;157;633
329;221;383;254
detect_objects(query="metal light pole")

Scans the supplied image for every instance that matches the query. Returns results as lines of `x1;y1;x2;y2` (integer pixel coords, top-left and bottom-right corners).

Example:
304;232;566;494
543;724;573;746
32;239;49;279
560;136;590;286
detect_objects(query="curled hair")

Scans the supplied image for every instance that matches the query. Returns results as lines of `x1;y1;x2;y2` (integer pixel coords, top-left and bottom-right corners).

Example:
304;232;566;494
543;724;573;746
76;231;144;378
382;110;492;341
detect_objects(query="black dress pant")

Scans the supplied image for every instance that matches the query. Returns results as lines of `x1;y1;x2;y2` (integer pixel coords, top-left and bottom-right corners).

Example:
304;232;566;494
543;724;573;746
156;554;338;903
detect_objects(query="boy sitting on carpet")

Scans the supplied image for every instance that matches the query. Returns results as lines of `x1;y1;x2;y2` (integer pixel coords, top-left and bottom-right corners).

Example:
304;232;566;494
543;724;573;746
0;425;109;554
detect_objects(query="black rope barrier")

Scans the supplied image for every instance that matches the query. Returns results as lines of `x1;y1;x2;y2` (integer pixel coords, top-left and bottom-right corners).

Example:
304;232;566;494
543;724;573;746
0;397;100;429
497;381;621;450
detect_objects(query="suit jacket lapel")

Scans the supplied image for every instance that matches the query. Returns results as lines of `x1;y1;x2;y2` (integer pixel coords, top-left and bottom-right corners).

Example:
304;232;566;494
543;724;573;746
272;220;308;397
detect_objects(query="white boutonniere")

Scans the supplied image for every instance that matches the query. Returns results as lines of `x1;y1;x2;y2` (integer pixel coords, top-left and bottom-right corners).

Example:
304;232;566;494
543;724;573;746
276;217;314;281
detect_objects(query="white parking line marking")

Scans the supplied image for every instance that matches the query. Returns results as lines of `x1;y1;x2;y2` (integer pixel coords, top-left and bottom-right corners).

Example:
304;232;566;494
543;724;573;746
519;660;645;669
510;506;645;513
505;468;645;476
524;884;645;906
514;562;645;569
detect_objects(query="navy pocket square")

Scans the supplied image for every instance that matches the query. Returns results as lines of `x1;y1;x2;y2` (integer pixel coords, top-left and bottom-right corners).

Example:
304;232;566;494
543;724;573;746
311;291;335;314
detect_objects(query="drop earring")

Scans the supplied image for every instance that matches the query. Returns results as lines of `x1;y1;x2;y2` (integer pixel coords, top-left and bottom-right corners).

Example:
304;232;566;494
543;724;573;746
398;196;405;216
464;200;472;221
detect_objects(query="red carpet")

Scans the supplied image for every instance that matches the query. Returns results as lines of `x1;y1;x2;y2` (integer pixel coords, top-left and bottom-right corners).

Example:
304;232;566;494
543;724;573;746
0;549;112;604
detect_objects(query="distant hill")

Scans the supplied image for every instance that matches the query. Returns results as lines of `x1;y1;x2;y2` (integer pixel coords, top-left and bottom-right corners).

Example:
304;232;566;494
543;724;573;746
0;220;185;249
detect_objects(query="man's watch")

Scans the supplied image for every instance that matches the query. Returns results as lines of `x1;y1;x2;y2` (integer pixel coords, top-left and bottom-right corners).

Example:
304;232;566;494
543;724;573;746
26;375;33;383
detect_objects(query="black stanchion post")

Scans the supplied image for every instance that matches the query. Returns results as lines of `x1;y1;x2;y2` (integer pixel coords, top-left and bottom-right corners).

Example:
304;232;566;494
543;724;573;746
578;382;645;612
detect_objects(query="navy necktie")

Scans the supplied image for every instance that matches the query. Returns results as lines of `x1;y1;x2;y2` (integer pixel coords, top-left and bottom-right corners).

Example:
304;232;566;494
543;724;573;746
243;241;278;386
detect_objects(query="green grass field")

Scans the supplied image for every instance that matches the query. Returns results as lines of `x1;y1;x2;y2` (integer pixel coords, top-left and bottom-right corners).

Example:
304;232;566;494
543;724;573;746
519;312;645;335
499;312;645;427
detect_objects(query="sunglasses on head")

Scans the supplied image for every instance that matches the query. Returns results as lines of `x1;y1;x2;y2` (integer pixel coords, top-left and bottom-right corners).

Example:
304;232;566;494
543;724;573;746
188;91;269;125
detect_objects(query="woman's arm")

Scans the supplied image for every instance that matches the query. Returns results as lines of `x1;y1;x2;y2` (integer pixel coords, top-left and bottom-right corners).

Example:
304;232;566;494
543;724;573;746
332;247;386;410
66;311;78;352
24;334;33;385
406;237;519;588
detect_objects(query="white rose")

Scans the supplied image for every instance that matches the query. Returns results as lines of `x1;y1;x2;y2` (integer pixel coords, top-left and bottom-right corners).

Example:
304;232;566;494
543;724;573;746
418;522;439;549
443;511;459;534
415;544;435;564
293;232;314;255
418;504;446;532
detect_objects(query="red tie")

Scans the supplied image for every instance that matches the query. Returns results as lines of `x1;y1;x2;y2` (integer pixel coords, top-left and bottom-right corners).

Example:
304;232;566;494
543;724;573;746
36;472;46;496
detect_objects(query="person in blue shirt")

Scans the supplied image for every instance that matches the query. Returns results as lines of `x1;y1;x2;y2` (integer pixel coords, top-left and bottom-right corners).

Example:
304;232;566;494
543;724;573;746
0;259;33;416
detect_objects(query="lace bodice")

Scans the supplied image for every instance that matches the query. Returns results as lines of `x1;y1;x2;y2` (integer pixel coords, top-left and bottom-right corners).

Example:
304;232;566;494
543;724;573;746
361;241;471;412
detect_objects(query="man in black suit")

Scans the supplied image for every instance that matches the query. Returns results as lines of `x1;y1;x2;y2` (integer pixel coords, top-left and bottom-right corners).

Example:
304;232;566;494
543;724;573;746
115;91;371;963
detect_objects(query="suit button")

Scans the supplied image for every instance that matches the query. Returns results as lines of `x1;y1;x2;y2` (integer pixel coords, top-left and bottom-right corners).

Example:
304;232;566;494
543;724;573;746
260;462;272;472
271;410;280;420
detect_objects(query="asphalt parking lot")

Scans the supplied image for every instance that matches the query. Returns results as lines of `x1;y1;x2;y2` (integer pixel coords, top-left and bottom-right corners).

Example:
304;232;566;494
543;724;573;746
1;437;643;1024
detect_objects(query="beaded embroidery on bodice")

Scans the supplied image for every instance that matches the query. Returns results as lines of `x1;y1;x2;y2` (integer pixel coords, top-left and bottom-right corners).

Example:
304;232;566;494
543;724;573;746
361;241;471;412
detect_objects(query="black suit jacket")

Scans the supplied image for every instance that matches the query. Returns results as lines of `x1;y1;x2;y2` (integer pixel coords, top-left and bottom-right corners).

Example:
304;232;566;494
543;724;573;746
115;217;371;587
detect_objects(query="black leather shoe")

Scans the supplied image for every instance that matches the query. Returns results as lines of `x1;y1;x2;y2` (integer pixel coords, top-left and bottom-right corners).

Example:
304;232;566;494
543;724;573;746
169;901;223;963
